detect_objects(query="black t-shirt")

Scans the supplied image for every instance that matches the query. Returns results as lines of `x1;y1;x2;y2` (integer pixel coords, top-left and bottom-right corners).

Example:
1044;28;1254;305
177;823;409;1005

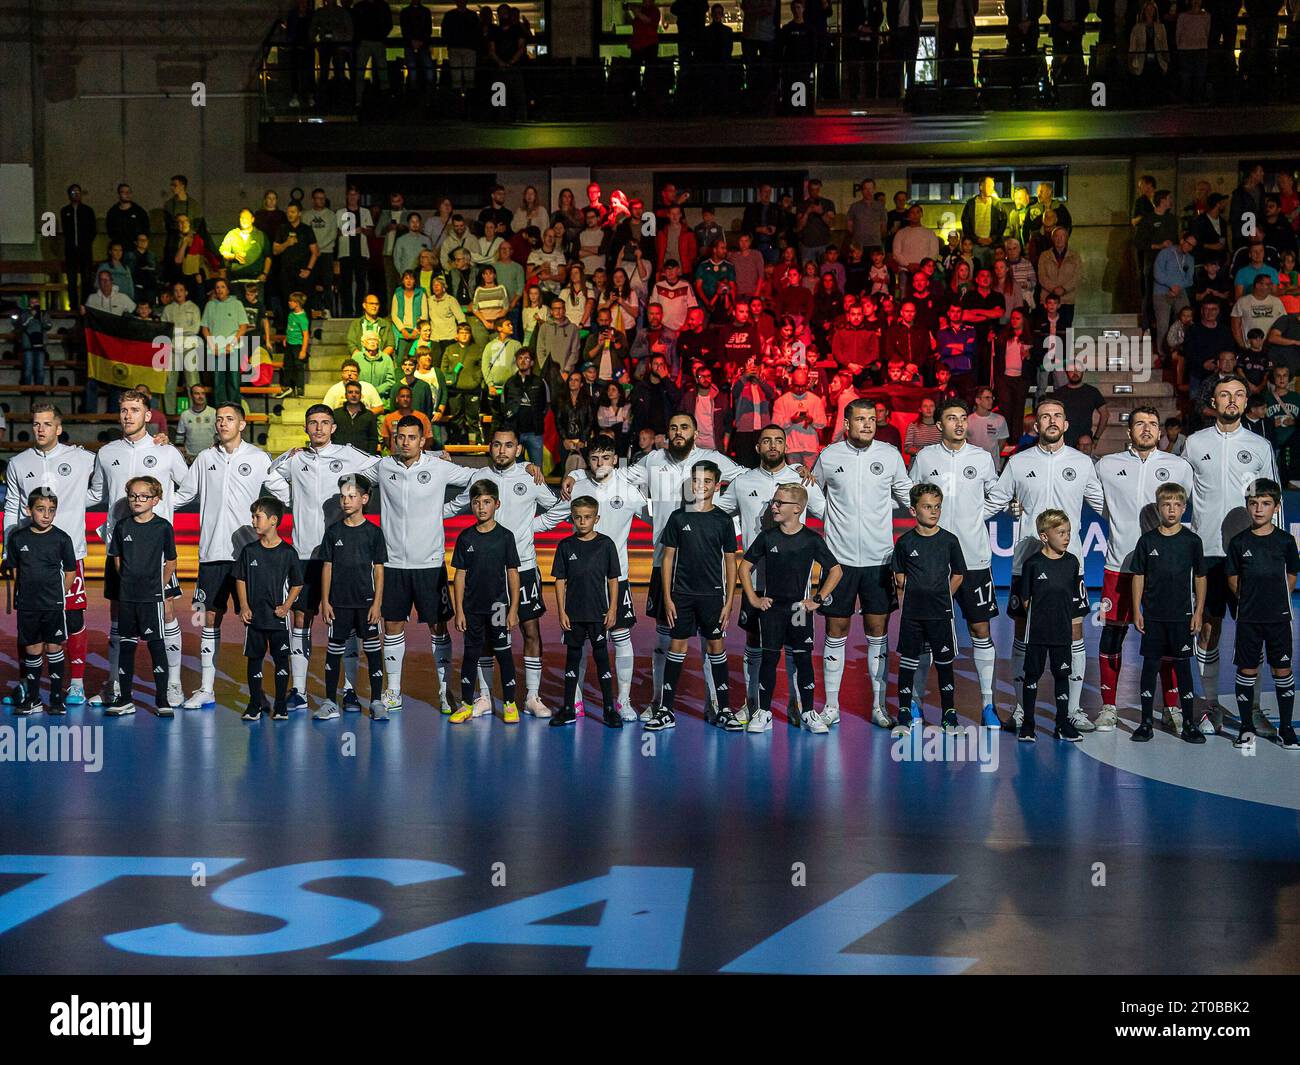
4;525;77;612
236;539;305;629
892;527;967;620
451;522;521;615
1053;384;1106;447
551;532;620;621
744;525;838;602
1225;525;1300;622
662;506;736;597
322;519;387;607
1130;526;1206;622
1022;550;1085;646
108;514;177;603
276;220;317;275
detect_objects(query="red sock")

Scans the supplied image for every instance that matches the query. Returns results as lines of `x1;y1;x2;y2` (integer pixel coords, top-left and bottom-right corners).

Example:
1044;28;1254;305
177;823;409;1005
1161;659;1180;708
1099;653;1121;706
65;628;88;684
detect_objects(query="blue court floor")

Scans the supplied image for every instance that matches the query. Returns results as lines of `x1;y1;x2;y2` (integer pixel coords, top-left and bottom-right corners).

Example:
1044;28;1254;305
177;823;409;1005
1;595;1298;974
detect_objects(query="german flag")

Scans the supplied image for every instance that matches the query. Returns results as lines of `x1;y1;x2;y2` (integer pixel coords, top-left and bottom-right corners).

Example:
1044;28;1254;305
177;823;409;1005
84;306;170;395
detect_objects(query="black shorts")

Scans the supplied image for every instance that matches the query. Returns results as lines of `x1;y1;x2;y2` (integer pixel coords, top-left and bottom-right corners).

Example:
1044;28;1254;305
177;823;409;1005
819;563;897;618
464;613;511;653
1204;558;1238;621
954;567;999;624
1139;619;1198;659
670;592;726;641
244;624;292;660
517;567;546;623
382;566;452;624
1234;619;1294;670
105;564;181;603
195;561;239;614
297;559;325;615
614;579;637;630
17;609;69;647
117;599;167;642
646;566;666;623
755;599;817;653
897;615;959;663
328;605;380;644
1008;571;1090;622
563;620;609;649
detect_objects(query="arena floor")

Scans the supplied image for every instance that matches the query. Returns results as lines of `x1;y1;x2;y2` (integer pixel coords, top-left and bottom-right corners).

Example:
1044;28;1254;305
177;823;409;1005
1;591;1298;975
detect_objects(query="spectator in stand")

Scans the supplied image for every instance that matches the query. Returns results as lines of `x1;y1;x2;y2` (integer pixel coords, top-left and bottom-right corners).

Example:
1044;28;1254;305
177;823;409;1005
310;0;355;101
874;399;904;448
795;178;835;264
992;307;1034;429
652;259;698;333
967;385;1010;469
124;234;159;305
1233;238;1281;299
582;308;630;381
1152;230;1198;359
675;306;716;372
351;0;394;108
742;183;782;264
679;364;731;452
730;361;778;465
175;384;216;459
715;299;763;372
1265;308;1300;376
554;370;595;473
630;302;678;378
1053;367;1109;451
656;206;698;275
961;177;1007;266
400;0;436;100
390;270;428;361
441;0;482;106
1182;298;1235;395
773;366;826;467
1263;362;1300;485
95;243;133;299
696;240;738;321
382;385;434;452
333;380;380;453
903;397;941;460
1004;0;1043;54
1230;164;1266;253
105;183;150;251
884;300;935;378
936;304;979;399
392;352;435;422
1159;415;1185;456
831;298;881;379
1231;273;1286;350
1037;226;1083;327
596;382;632;456
774;264;814;324
728;231;766;300
631;354;682;443
351;332;397;409
1134;186;1176;327
891;205;943;295
220;210;271;291
1128;1;1169;95
1165;303;1195;390
846;178;887;253
536;298;583;383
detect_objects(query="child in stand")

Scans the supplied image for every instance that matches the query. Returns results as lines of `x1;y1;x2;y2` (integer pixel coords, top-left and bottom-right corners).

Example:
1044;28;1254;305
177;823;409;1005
319;475;388;720
105;476;176;717
550;496;622;728
449;479;521;724
1130;482;1206;742
281;290;311;399
891;483;967;735
235;496;304;721
1017;509;1090;742
2;487;76;715
1226;478;1300;750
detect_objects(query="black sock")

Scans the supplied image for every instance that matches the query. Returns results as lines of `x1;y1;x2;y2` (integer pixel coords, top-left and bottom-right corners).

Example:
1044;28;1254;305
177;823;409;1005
793;650;816;709
118;638;138;701
1139;656;1161;725
271;651;290;711
46;648;65;704
146;639;168;708
247;656;266;709
1175;657;1196;728
708;651;731;713
495;647;517;704
935;658;955;714
592;637;614;712
897;652;917;718
363;637;383;701
758;648;780;713
1053;653;1071;727
1235;671;1256;728
325;642;344;702
661;650;686;712
563;642;582;712
22;655;41;700
1277;671;1295;730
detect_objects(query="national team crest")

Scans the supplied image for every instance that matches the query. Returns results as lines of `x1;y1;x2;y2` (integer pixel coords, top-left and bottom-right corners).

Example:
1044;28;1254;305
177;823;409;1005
1155;466;1170;480
329;460;344;473
238;463;253;477
870;462;884;475
1062;467;1077;481
963;465;977;479
417;470;432;485
1237;450;1253;464
513;481;528;495
610;497;624;509
143;454;157;469
56;463;72;477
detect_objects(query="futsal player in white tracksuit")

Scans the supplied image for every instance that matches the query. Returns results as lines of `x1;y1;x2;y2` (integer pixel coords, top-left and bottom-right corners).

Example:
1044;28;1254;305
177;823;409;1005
376;415;476;713
1094;407;1194;732
908;398;1001;727
813;399;913;726
620;413;747;716
444;427;556;715
983;396;1104;730
1185;374;1281;734
173;403;290;706
88;391;191;707
269;403;380;709
718;425;826;722
535;434;650;721
2;405;97;706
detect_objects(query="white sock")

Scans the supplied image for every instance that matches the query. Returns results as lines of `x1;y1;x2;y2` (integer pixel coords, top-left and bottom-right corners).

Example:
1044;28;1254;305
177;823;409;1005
653;625;671;703
822;635;847;708
1011;637;1027;712
784;648;801;710
432;633;452;706
384;632;405;693
700;636;717;706
972;636;995;705
291;626;310;693
744;645;762;709
200;626;218;692
1197;642;1220;704
1070;640;1086;714
478;656;494;700
106;622;121;690
912;647;932;709
867;635;888;709
612;628;634;704
164;619;182;687
524;655;542;701
343;635;358;692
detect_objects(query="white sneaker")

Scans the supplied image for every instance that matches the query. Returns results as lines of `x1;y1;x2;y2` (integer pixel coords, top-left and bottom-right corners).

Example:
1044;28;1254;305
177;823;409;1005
381;689;403;713
871;706;894;729
617;699;638;723
313;699;340;720
1011;703;1024;728
803;709;829;734
1094;706;1119;732
1069;708;1097;732
820;704;840;727
525;694;551;719
1163;706;1183;732
640;702;657;722
747;707;773;733
734;702;750;725
166;682;185;708
370;699;390;721
183;688;214;710
88;683;117;707
472;694;493;717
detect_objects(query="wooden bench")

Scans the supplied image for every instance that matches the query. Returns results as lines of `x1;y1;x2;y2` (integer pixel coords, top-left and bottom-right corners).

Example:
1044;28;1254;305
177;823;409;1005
0;261;66;309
